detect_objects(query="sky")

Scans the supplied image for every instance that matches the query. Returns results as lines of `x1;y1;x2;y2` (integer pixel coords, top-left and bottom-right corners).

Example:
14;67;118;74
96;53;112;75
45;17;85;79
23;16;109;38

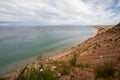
0;0;120;26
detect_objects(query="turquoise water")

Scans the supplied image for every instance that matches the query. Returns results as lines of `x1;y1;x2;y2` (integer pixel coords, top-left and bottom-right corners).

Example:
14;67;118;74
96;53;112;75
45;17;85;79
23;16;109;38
0;26;97;74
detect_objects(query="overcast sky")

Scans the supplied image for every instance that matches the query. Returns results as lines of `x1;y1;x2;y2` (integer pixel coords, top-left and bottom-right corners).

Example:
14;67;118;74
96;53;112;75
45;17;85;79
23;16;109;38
0;0;120;26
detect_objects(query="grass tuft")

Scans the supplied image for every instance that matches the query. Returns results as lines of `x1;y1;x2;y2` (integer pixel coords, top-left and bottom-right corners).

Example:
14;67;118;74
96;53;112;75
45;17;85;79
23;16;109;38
60;64;70;75
0;76;5;80
77;63;90;68
69;52;77;67
18;67;57;80
95;61;115;79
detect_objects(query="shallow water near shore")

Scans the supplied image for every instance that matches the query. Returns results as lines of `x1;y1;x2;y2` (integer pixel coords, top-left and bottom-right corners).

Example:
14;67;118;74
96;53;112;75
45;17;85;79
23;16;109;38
0;26;97;75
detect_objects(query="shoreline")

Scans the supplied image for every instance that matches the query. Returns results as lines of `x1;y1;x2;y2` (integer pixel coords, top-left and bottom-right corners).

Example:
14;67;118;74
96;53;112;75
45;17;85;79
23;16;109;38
0;26;97;75
49;25;114;61
3;26;102;77
49;26;99;61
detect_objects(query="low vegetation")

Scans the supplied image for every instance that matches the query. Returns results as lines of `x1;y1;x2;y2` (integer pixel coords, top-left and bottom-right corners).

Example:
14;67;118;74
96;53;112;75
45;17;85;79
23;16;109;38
95;61;115;79
0;76;5;80
37;55;44;69
115;22;120;27
60;64;70;75
69;52;77;67
18;67;57;80
49;60;71;75
16;55;59;80
77;63;90;68
16;55;73;80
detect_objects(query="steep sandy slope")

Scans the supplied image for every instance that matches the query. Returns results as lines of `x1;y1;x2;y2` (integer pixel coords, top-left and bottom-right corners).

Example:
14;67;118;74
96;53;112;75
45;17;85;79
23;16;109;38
57;24;120;80
54;24;120;68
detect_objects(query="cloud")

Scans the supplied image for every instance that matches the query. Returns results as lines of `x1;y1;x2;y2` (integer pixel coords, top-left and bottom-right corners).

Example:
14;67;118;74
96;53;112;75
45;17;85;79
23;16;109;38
0;0;120;25
116;0;120;7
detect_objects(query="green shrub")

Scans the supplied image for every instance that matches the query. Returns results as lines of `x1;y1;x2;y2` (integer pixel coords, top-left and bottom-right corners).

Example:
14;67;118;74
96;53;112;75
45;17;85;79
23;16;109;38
85;63;90;68
115;22;120;27
77;63;90;68
49;60;61;67
37;55;44;69
69;52;77;67
38;69;57;80
77;63;84;68
18;67;38;80
60;64;70;75
18;67;57;80
0;76;5;80
95;61;115;79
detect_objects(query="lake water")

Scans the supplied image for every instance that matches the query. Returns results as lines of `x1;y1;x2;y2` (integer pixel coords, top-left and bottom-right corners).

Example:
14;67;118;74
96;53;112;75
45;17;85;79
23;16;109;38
0;26;97;75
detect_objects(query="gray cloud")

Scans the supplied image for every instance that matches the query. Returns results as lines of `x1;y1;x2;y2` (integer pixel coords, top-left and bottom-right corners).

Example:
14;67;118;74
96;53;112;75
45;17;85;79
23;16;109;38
0;0;120;25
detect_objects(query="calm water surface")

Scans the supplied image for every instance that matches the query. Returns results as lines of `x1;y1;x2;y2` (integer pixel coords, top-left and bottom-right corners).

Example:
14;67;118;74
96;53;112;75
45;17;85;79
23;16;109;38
0;26;97;74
